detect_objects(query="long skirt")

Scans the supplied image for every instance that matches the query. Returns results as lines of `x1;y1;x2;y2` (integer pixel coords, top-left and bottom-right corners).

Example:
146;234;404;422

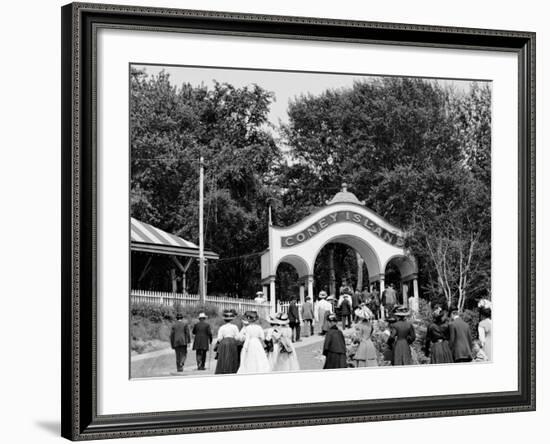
430;340;454;364
354;339;378;367
320;310;331;333
317;308;329;333
323;352;347;369
392;339;413;365
271;345;300;372
237;338;270;374
215;338;240;374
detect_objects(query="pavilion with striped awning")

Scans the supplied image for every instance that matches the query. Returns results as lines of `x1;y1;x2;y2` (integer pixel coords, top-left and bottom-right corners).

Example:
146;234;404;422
131;217;218;259
131;217;218;294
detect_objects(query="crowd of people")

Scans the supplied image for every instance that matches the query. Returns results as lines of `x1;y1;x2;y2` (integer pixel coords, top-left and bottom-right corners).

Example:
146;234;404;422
169;287;493;374
169;309;302;374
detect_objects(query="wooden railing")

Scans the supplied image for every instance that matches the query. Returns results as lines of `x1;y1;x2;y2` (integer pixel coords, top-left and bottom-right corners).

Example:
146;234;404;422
131;290;271;319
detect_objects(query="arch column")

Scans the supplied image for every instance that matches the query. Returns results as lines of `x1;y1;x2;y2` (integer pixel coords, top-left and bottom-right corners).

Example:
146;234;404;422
370;274;385;320
401;273;419;313
402;281;409;308
379;275;385;320
269;276;276;314
299;282;305;305
307;275;314;301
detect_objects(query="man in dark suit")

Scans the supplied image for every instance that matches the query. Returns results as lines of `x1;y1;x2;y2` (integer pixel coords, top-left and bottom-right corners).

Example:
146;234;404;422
288;298;301;342
192;313;213;370
338;291;353;328
369;287;381;320
448;308;473;362
170;313;191;372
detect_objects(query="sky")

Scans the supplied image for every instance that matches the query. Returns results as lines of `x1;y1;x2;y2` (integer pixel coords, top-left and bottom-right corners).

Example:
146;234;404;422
133;63;486;128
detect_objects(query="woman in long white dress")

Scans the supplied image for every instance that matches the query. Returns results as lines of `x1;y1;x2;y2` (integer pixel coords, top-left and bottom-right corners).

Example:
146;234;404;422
270;313;300;372
478;307;492;361
237;311;271;374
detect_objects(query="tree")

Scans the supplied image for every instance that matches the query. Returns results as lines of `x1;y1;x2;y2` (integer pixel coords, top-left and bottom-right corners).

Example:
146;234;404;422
278;77;491;308
130;68;280;295
375;163;490;309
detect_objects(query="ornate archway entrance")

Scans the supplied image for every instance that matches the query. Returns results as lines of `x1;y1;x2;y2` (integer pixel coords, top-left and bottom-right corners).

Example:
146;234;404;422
261;184;419;313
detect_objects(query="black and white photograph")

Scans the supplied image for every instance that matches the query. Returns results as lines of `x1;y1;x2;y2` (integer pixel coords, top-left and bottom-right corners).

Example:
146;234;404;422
129;64;493;378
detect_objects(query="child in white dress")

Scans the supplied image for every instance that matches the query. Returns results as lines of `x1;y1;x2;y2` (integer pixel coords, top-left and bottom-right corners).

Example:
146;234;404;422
270;313;300;372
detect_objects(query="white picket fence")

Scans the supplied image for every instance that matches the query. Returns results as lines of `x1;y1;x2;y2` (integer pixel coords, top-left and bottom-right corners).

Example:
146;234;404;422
131;289;271;319
277;301;302;314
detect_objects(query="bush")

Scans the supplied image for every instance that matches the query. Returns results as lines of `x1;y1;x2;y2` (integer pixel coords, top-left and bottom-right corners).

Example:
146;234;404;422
130;303;177;322
130;302;220;323
175;303;220;319
130;302;226;354
417;298;433;322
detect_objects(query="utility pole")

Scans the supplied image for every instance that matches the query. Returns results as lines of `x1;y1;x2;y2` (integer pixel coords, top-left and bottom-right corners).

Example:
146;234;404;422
199;156;205;303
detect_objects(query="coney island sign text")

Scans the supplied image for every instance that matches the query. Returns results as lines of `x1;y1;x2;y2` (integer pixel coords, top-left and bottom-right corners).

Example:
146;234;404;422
281;211;405;248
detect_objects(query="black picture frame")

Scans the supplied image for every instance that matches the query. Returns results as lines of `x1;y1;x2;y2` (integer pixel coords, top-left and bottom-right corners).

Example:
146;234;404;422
61;2;536;440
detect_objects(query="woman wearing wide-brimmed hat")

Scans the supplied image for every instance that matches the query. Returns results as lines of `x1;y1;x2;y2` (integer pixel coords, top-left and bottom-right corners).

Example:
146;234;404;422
269;313;300;372
389;306;416;365
214;309;241;374
423;305;453;365
237;311;270;374
264;314;279;365
353;306;378;367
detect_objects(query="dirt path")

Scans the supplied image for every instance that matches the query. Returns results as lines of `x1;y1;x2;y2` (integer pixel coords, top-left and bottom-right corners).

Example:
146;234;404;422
131;334;325;378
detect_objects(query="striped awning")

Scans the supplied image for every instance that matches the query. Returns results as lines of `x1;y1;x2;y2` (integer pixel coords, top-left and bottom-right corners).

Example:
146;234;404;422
131;217;219;259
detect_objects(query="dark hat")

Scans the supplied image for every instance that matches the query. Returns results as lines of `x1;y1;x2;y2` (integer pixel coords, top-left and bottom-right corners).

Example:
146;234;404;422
176;313;184;320
327;313;338;322
245;310;258;322
222;309;235;321
275;312;290;325
394;308;410;317
342;287;353;296
479;306;492;318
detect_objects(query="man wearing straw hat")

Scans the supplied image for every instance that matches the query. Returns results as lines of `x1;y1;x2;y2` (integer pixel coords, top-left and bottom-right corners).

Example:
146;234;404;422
192;313;213;371
315;291;333;335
